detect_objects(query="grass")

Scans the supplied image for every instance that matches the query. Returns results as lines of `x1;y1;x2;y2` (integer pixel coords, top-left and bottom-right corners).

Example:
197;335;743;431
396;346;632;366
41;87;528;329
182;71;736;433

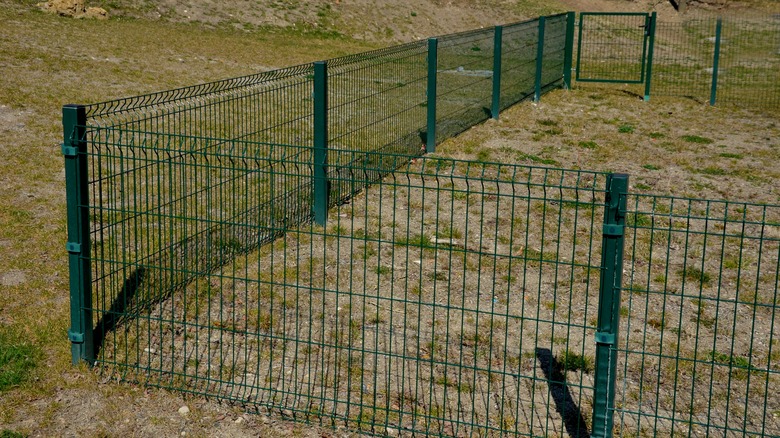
2;2;779;437
0;329;39;391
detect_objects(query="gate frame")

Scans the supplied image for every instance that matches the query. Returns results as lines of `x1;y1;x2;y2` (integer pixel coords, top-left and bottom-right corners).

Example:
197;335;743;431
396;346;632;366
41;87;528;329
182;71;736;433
575;12;656;87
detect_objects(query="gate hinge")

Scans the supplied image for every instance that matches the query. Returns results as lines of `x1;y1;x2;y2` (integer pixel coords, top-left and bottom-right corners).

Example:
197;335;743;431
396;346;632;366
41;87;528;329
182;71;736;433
595;332;616;346
66;242;82;254
603;224;624;237
68;330;84;343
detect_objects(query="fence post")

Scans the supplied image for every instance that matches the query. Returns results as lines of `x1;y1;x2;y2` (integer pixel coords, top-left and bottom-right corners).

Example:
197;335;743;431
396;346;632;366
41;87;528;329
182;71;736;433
491;26;503;119
709;17;723;106
63;104;95;366
643;12;657;102
534;16;546;102
426;38;438;152
313;61;329;227
563;12;576;89
591;173;629;438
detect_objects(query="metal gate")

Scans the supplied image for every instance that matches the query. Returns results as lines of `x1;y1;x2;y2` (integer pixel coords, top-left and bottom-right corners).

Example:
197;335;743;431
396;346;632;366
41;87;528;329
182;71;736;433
576;12;655;84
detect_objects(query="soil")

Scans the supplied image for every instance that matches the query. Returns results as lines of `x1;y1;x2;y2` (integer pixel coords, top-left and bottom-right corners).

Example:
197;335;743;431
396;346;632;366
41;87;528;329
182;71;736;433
1;0;778;437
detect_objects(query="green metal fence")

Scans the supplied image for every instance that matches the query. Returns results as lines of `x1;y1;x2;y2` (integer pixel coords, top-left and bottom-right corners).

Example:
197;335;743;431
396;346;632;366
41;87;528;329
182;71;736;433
63;11;780;437
615;196;780;437
578;13;780;109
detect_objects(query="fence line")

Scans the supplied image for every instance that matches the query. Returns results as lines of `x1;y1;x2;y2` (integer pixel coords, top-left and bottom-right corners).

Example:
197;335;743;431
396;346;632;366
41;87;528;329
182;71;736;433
63;11;780;437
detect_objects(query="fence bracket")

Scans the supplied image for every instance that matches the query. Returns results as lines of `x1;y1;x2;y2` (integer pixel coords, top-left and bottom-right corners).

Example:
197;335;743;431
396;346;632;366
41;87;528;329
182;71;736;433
66;242;82;254
602;224;624;237
61;144;78;157
68;330;84;344
595;332;616;345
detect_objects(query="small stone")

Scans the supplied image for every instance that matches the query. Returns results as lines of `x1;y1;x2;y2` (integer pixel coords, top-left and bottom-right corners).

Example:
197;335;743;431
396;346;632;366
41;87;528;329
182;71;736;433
178;405;190;416
234;417;243;424
386;427;399;437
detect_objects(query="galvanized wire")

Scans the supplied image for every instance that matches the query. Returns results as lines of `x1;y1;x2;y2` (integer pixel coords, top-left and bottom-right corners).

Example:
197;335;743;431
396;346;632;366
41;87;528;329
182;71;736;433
652;16;780;109
615;194;780;437
435;27;496;143
540;14;568;93
87;142;610;435
500;19;539;111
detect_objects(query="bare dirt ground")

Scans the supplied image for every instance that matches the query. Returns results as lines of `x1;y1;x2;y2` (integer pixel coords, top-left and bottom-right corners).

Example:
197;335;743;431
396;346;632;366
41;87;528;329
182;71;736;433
1;0;778;437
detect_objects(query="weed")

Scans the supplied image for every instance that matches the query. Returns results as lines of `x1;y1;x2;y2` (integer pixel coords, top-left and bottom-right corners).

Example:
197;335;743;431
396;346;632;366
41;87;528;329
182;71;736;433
578;140;598;149
643;164;660;171
0;329;39;391
648;132;665;139
699;166;727;176
634;183;652;191
558;350;593;373
679;266;711;287
718;153;743;159
618;124;635;134
537;119;558;127
681;135;714;144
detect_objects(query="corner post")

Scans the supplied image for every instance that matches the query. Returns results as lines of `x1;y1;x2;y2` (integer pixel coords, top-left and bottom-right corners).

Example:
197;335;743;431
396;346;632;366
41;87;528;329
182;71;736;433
426;38;438;152
491;26;503;119
63;104;94;366
313;61;329;227
709;17;723;106
563;12;576;89
534;16;547;102
643;12;657;101
591;173;629;438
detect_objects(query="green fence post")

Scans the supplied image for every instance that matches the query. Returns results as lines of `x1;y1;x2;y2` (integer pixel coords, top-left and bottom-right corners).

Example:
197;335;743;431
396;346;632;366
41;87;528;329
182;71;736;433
426;38;438;152
534;16;547;102
491;26;503;119
563;12;576;89
63;104;94;366
643;12;657;101
591;173;629;438
710;17;723;106
313;61;329;227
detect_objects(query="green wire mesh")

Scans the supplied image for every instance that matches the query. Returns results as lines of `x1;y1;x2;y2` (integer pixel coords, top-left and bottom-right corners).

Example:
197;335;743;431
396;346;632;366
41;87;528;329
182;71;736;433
88;144;610;436
65;11;780;437
652;16;780;108
615;195;780;437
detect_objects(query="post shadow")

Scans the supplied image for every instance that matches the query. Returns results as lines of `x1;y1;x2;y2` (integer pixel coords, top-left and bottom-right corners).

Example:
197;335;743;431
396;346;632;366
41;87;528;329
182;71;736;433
535;348;591;438
92;267;145;357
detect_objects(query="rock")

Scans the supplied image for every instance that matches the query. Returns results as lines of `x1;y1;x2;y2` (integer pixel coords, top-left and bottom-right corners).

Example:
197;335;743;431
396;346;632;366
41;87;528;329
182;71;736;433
85;7;109;20
37;0;109;19
178;405;190;416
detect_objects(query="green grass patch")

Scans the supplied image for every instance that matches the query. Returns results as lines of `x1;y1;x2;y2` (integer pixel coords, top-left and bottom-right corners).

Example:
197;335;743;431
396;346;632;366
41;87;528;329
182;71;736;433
558;350;593;373
578;140;598;149
648;132;665;139
537;119;559;127
699;166;727;176
643;164;660;171
0;329;39;391
618;124;635;134
681;135;714;144
718;153;743;159
679;266;711;287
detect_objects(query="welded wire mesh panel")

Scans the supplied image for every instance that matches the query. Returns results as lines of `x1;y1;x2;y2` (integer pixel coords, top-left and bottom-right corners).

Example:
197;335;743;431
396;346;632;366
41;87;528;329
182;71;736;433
500;19;539;111
327;42;428;205
93;151;611;436
615;195;780;437
86;131;314;366
717;17;780;109
577;13;649;83
436;28;495;143
540;14;568;93
652;20;717;102
84;65;316;146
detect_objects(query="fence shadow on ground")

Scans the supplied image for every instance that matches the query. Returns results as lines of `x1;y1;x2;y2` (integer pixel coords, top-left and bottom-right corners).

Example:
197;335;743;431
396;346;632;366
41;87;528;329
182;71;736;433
536;348;591;438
